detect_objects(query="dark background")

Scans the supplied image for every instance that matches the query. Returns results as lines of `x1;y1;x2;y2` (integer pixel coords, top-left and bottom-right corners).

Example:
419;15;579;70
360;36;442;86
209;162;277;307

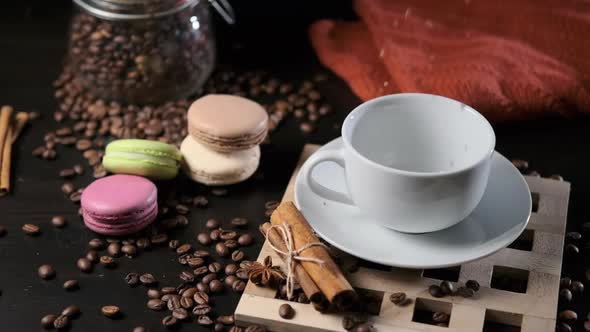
0;0;588;331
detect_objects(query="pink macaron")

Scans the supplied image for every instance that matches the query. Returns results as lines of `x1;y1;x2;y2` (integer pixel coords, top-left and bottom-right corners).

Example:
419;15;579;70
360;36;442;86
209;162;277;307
81;174;157;236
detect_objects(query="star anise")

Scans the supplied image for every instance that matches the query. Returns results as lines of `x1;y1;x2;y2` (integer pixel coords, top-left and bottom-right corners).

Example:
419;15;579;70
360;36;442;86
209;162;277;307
243;256;285;286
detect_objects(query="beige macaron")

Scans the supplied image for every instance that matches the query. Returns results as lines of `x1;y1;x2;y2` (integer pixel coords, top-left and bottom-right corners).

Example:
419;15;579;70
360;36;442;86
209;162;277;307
180;135;260;186
187;94;268;152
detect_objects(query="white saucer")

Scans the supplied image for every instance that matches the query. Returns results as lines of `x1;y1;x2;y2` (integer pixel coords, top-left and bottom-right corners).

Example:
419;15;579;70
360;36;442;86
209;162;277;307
294;137;531;269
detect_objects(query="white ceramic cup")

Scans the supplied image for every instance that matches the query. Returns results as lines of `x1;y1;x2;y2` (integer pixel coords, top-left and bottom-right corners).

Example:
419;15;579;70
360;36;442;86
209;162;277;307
300;93;496;233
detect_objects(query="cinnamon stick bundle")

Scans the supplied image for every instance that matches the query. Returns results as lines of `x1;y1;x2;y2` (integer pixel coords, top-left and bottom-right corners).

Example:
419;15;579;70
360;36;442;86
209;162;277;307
260;222;327;305
270;201;357;310
0;106;13;167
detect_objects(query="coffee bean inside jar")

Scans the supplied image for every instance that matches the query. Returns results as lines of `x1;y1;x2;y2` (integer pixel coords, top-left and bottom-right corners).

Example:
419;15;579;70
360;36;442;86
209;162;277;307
68;0;218;104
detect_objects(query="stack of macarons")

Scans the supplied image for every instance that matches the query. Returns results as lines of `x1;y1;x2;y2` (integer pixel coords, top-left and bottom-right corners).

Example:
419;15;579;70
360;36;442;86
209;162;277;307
180;94;269;186
81;139;181;235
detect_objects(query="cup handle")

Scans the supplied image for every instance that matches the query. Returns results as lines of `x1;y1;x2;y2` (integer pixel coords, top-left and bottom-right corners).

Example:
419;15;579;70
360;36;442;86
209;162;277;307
300;148;354;205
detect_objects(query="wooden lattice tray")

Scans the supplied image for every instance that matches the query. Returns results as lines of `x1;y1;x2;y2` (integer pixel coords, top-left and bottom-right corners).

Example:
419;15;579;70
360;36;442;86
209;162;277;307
235;144;571;332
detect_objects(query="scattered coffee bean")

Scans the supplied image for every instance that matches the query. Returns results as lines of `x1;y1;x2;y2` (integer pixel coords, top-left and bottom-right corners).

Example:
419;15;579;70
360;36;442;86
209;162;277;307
51;216;67;228
428;284;444;298
197;315;214;326
140;273;157;285
559;309;578;320
193;291;209;305
572;281;584;293
225;239;239;249
88;238;106;249
69;191;82;203
151;233;168;245
557;322;573;332
216;242;230;257
232;250;245;262
101;305;120;318
566;232;582;240
173;204;188;216
125;272;139;286
194;250;210;258
162;315;178;328
107;243;121;257
38;264;56;280
210;280;224;293
133;327;146;332
85;250;99;263
122;244;137;257
440;281;454;295
62;305;81;318
197;232;211;245
53;315;69;329
99;255;116;268
77;258;93;272
217;315;235;325
194;266;209;276
63;279;79;291
457;286;475;298
41;314;58;329
147;298;165;311
180;296;193;309
180;271;195;283
355;323;372;332
210;229;221;241
220;230;237;240
561;277;572;289
193;304;212;315
187;257;205;268
147;289;161;299
61;182;75;195
433;311;450;323
560;288;573;302
206;218;220;229
389;292;407;305
465;279;480;292
211;188;228;196
238;234;253;246
59;168;76;178
22;223;40;236
215;323;225;332
565;243;579;255
193;195;209;207
279;303;295;319
208;262;222;273
197;282;210;293
176;243;192;254
231;217;248;227
76;139;92;151
172;308;189;320
232;280;246;292
584;321;590;332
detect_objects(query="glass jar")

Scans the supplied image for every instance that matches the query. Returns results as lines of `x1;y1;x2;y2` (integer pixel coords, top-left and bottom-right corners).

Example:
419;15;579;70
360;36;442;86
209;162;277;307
66;0;225;104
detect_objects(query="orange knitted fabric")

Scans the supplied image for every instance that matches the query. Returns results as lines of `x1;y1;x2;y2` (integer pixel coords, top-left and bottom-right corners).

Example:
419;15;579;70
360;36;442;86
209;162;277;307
309;0;590;122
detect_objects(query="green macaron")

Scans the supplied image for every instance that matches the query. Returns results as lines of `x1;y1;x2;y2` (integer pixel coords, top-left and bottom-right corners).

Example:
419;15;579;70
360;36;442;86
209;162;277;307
103;139;182;180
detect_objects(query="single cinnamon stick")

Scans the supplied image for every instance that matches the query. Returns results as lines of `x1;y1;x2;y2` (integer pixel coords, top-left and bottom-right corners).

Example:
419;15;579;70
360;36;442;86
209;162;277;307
11;112;29;144
270;201;357;310
0;106;14;168
260;222;327;305
0;126;13;196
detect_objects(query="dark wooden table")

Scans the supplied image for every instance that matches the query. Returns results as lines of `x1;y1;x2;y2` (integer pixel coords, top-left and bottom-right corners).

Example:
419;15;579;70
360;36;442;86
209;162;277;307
1;1;588;331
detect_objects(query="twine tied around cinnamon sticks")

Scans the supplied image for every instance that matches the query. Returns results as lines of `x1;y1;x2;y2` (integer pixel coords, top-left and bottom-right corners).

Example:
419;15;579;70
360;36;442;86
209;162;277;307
264;222;328;299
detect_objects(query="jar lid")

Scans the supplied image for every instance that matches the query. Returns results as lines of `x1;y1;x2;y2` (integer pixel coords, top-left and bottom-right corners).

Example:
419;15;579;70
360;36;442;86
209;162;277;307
73;0;235;23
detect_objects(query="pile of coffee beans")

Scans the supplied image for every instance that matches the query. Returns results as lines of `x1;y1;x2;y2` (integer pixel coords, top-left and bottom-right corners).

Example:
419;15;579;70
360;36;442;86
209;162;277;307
66;1;214;104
